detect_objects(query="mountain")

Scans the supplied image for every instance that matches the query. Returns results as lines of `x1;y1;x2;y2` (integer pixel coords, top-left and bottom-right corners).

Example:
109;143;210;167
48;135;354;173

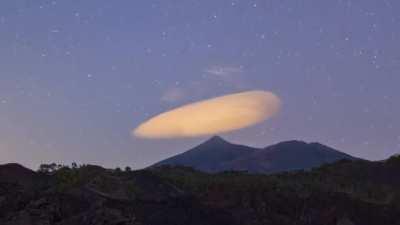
221;140;357;173
153;136;257;172
1;156;400;225
153;137;358;173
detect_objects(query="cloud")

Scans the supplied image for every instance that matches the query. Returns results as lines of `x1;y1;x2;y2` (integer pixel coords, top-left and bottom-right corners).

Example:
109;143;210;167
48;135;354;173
161;87;186;103
204;65;244;78
134;90;281;139
159;65;248;105
204;65;248;89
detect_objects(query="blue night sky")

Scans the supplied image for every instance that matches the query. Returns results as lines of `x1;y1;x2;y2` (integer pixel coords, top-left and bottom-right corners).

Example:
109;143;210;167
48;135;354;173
1;0;399;169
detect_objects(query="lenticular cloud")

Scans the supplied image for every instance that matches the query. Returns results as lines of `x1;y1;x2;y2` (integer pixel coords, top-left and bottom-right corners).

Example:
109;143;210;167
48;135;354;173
133;90;281;139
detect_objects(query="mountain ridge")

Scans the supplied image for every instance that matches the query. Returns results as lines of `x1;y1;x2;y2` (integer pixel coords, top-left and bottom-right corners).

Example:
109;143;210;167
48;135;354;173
152;136;258;172
153;136;359;173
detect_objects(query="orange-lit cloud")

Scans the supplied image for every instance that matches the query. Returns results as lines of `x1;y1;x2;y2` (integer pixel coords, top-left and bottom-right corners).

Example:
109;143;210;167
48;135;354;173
133;90;281;139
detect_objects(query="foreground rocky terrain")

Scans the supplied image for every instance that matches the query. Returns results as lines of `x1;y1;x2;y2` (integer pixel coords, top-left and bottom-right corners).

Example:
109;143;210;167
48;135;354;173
1;155;400;225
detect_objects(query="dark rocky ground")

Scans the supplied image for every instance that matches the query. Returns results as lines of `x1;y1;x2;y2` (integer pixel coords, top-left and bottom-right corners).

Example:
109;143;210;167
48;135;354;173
1;156;400;225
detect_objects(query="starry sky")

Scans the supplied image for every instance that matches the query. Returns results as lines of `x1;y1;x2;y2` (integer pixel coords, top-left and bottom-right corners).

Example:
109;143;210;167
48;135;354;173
1;0;399;169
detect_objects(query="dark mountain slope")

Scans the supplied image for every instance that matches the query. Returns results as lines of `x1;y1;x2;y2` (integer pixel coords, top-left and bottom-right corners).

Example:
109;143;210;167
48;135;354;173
153;136;257;172
0;163;47;188
222;140;357;173
153;138;358;173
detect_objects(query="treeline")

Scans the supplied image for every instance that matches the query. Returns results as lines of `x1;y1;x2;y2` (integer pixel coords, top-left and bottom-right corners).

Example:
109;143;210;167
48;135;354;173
37;163;133;175
37;162;133;175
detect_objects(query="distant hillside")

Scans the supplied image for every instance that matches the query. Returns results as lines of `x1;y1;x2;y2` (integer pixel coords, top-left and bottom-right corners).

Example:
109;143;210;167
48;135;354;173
1;155;400;225
153;137;358;173
0;163;47;188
